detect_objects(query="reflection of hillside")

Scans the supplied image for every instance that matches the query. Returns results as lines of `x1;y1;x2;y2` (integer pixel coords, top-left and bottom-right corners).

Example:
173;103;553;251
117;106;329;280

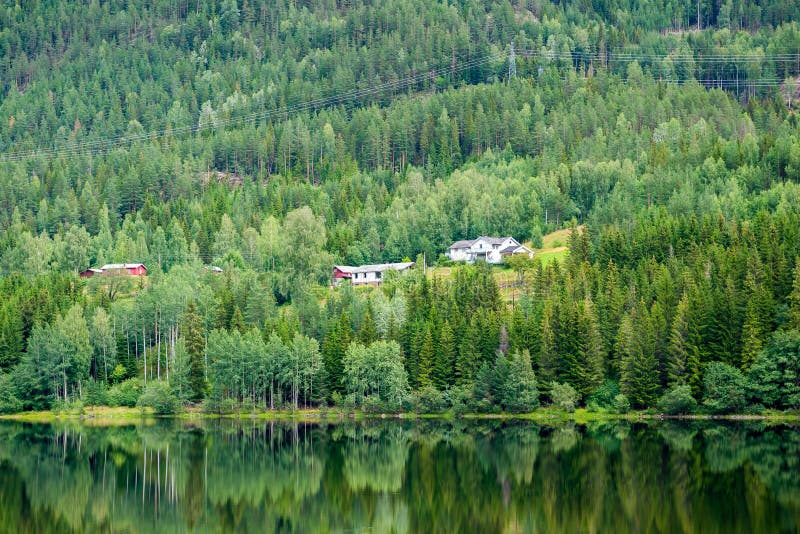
0;421;798;531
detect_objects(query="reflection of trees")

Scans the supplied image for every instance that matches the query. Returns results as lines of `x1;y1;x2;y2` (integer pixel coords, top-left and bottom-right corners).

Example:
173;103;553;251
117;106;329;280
746;429;800;507
341;424;409;492
550;424;580;454
703;424;750;473
657;421;698;454
0;420;799;531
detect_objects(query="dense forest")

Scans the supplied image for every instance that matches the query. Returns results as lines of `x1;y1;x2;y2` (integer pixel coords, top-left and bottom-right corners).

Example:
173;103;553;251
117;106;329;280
1;0;800;415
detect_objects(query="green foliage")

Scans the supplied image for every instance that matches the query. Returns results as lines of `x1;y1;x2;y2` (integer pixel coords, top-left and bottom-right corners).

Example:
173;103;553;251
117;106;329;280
82;380;109;407
182;301;207;403
414;386;448;414
587;380;621;411
343;341;409;410
747;331;800;410
703;362;747;414
612;394;631;414
108;379;143;408
1;1;800;416
550;382;580;413
658;385;698;415
501;351;540;413
137;380;180;415
0;374;22;414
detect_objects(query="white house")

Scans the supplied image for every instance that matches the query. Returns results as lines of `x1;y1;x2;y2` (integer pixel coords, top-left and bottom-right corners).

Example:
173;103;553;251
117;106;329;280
447;236;533;264
333;261;415;286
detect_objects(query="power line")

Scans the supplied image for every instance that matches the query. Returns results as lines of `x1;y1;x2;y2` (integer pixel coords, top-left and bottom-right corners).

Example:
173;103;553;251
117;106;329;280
1;47;797;163
0;51;506;163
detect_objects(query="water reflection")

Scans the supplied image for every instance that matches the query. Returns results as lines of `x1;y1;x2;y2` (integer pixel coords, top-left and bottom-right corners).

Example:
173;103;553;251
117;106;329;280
0;419;798;532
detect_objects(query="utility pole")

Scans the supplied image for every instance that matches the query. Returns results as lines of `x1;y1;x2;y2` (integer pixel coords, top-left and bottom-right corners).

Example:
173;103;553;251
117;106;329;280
508;40;517;84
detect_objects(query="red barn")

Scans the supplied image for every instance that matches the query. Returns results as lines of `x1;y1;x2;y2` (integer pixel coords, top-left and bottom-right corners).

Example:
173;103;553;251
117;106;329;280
99;263;148;276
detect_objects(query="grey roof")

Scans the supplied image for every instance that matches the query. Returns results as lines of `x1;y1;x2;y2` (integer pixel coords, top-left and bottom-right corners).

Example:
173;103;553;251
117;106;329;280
499;245;520;254
335;262;414;274
449;236;518;249
449;239;476;249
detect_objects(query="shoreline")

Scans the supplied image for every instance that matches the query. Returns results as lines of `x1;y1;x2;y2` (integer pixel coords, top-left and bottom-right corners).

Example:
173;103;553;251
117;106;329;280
1;406;798;425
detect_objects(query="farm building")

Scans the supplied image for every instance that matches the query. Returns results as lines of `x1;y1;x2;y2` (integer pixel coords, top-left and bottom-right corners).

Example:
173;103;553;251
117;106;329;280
447;237;533;264
333;262;415;286
81;264;148;277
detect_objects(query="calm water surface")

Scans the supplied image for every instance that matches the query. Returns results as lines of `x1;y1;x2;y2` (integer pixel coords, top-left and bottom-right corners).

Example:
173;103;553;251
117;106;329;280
0;419;798;533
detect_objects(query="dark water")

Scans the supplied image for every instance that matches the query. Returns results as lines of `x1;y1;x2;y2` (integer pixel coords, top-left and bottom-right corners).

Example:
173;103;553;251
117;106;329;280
0;419;798;533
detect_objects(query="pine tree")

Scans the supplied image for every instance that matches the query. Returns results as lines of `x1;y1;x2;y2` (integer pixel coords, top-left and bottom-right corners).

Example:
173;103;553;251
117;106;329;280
576;299;605;397
434;321;456;389
788;257;800;331
182;301;206;403
667;294;690;387
740;266;775;370
538;301;558;387
455;320;482;384
619;305;661;408
229;306;246;333
417;328;436;389
322;312;352;395
359;308;378;344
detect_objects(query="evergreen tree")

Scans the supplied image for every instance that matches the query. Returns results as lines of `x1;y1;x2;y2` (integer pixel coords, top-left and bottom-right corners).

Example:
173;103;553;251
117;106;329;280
321;312;352;395
182;301;207;403
667;294;690;387
434;321;456;389
229;306;246;333
417;328;436;389
789;257;800;331
359;308;378;345
619;305;661;408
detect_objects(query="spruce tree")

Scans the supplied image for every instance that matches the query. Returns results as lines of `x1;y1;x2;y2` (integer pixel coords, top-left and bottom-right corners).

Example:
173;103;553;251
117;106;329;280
667;294;690;387
359;308;378;344
322;312;352;395
619;305;660;408
182;301;206;403
229;306;246;333
434;321;456;389
790;257;800;331
417;328;436;389
576;299;605;397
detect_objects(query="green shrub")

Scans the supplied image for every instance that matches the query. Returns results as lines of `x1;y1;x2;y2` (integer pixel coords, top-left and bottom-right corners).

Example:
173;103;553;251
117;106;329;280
612;394;631;414
82;380;109;407
550;382;579;412
109;364;127;385
588;380;621;410
362;394;388;413
703;362;746;414
658;385;697;415
137;381;180;415
414;386;447;413
446;385;472;415
108;378;142;407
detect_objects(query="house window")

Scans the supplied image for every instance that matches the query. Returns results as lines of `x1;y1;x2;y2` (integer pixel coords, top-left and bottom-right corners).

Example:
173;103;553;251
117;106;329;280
376;271;382;279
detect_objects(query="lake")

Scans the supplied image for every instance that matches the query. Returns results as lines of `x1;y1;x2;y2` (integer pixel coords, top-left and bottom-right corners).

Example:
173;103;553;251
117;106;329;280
0;419;797;532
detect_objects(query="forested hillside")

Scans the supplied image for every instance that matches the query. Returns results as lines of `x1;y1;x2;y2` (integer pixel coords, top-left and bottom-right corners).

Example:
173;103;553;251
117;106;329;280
1;0;800;415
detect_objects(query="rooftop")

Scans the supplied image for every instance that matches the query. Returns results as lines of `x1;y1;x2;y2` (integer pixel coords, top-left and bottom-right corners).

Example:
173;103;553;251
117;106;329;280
335;262;415;274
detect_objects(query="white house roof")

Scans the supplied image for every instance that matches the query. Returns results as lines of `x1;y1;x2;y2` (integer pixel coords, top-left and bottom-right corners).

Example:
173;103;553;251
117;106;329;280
99;263;146;270
449;236;518;249
335;262;414;274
